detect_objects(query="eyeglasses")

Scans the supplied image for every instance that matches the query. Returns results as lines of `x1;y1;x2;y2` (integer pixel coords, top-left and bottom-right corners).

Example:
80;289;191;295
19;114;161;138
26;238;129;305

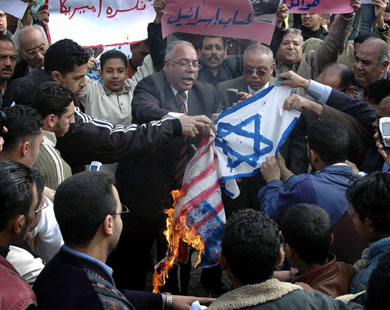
35;197;50;214
23;43;48;58
243;66;270;76
111;204;130;216
168;59;201;70
0;13;6;19
284;28;302;36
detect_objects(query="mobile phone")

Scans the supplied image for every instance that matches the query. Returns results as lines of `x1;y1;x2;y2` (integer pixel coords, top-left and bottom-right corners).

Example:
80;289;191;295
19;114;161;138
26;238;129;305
89;161;102;171
226;88;239;107
379;117;390;148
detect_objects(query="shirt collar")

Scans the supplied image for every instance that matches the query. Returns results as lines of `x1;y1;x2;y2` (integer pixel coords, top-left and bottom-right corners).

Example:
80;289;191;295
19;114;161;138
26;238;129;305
102;83;131;96
170;86;189;98
43;130;57;147
62;245;113;276
248;82;270;95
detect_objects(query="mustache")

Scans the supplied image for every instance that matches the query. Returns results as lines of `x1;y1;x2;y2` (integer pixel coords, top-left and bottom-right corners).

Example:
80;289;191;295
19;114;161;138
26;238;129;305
207;55;219;61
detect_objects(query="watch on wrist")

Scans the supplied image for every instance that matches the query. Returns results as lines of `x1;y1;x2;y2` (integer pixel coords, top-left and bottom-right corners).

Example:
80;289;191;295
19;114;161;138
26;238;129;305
377;24;389;33
163;292;173;310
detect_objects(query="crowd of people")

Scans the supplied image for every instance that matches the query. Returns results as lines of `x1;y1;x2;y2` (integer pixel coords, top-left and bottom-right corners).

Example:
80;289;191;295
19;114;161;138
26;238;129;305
0;0;390;309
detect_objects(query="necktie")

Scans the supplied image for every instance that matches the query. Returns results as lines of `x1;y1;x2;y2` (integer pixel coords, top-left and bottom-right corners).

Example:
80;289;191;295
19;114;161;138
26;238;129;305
175;91;189;186
176;91;187;114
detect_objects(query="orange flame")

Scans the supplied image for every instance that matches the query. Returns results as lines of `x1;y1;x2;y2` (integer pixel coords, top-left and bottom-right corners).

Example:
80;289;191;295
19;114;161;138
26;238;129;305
152;190;205;293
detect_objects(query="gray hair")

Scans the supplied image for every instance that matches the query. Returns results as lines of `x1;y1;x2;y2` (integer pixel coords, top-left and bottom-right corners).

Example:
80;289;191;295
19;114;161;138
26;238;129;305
164;40;195;60
14;25;48;53
363;37;390;64
243;43;274;66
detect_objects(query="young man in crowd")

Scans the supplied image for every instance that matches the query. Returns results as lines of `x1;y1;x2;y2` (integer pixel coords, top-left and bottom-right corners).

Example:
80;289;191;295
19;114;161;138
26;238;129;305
33;171;214;309
31;81;74;189
279;203;356;297
0;161;38;309
207;209;361;310
78;50;133;127
347;172;390;304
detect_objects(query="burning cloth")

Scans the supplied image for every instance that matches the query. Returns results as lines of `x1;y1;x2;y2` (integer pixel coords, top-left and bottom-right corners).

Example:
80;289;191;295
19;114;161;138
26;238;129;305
153;83;300;291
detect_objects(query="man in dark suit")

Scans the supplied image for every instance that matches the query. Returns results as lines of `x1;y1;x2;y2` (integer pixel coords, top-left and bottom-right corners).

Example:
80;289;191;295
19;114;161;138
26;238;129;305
109;40;217;292
217;44;277;109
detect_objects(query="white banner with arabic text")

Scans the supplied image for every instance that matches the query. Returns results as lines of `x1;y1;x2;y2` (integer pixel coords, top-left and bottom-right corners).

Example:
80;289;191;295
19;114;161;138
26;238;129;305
47;0;155;47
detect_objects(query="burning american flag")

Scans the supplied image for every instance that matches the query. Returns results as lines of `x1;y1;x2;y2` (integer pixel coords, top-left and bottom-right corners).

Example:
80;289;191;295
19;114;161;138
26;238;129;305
153;83;300;292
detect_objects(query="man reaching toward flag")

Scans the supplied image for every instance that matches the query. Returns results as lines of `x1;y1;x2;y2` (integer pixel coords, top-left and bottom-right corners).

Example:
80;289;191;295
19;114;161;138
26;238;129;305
109;40;216;293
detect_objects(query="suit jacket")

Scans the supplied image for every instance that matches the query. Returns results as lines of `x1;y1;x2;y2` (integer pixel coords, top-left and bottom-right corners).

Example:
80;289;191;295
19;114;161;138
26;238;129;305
324;89;380;172
216;76;278;109
116;70;218;224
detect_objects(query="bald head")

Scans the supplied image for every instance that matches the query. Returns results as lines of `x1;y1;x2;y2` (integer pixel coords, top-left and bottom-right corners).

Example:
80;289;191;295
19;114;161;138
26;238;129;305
17;26;49;69
354;38;390;89
317;63;355;97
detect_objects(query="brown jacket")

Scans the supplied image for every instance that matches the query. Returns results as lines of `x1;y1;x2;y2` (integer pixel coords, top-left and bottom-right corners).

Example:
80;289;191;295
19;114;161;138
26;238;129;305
291;254;357;298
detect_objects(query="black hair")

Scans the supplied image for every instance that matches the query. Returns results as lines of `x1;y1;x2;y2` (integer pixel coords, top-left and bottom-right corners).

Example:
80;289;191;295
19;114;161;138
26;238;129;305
307;119;349;165
199;35;227;50
364;80;390;105
100;50;128;70
0;161;34;231
54;171;117;247
1;105;43;152
0;33;15;47
365;253;390;310
44;39;90;75
347;172;390;234
354;32;381;46
31;167;44;210
320;62;355;90
281;204;332;265
222;209;280;285
31;81;75;118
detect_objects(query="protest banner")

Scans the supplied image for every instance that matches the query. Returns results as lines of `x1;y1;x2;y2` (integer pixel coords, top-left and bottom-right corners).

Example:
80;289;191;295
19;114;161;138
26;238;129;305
47;0;155;47
283;0;354;13
0;0;28;19
161;0;281;45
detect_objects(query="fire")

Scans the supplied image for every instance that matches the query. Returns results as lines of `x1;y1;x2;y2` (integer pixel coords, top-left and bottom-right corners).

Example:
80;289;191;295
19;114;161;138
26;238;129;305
152;190;205;293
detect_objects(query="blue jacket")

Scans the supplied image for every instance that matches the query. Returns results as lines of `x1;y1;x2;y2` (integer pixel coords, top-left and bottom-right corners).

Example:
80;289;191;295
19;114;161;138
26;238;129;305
258;165;354;225
350;237;390;303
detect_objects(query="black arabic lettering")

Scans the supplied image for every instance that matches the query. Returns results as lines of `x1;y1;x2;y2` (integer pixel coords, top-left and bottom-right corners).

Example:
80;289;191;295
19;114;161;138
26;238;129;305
218;16;232;28
212;8;220;27
184;6;201;26
232;10;252;25
299;0;320;11
287;0;301;10
167;8;183;24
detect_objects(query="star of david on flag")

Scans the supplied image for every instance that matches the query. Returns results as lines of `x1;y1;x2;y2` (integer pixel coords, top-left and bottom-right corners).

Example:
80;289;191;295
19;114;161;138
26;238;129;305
214;83;300;199
155;83;301;279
